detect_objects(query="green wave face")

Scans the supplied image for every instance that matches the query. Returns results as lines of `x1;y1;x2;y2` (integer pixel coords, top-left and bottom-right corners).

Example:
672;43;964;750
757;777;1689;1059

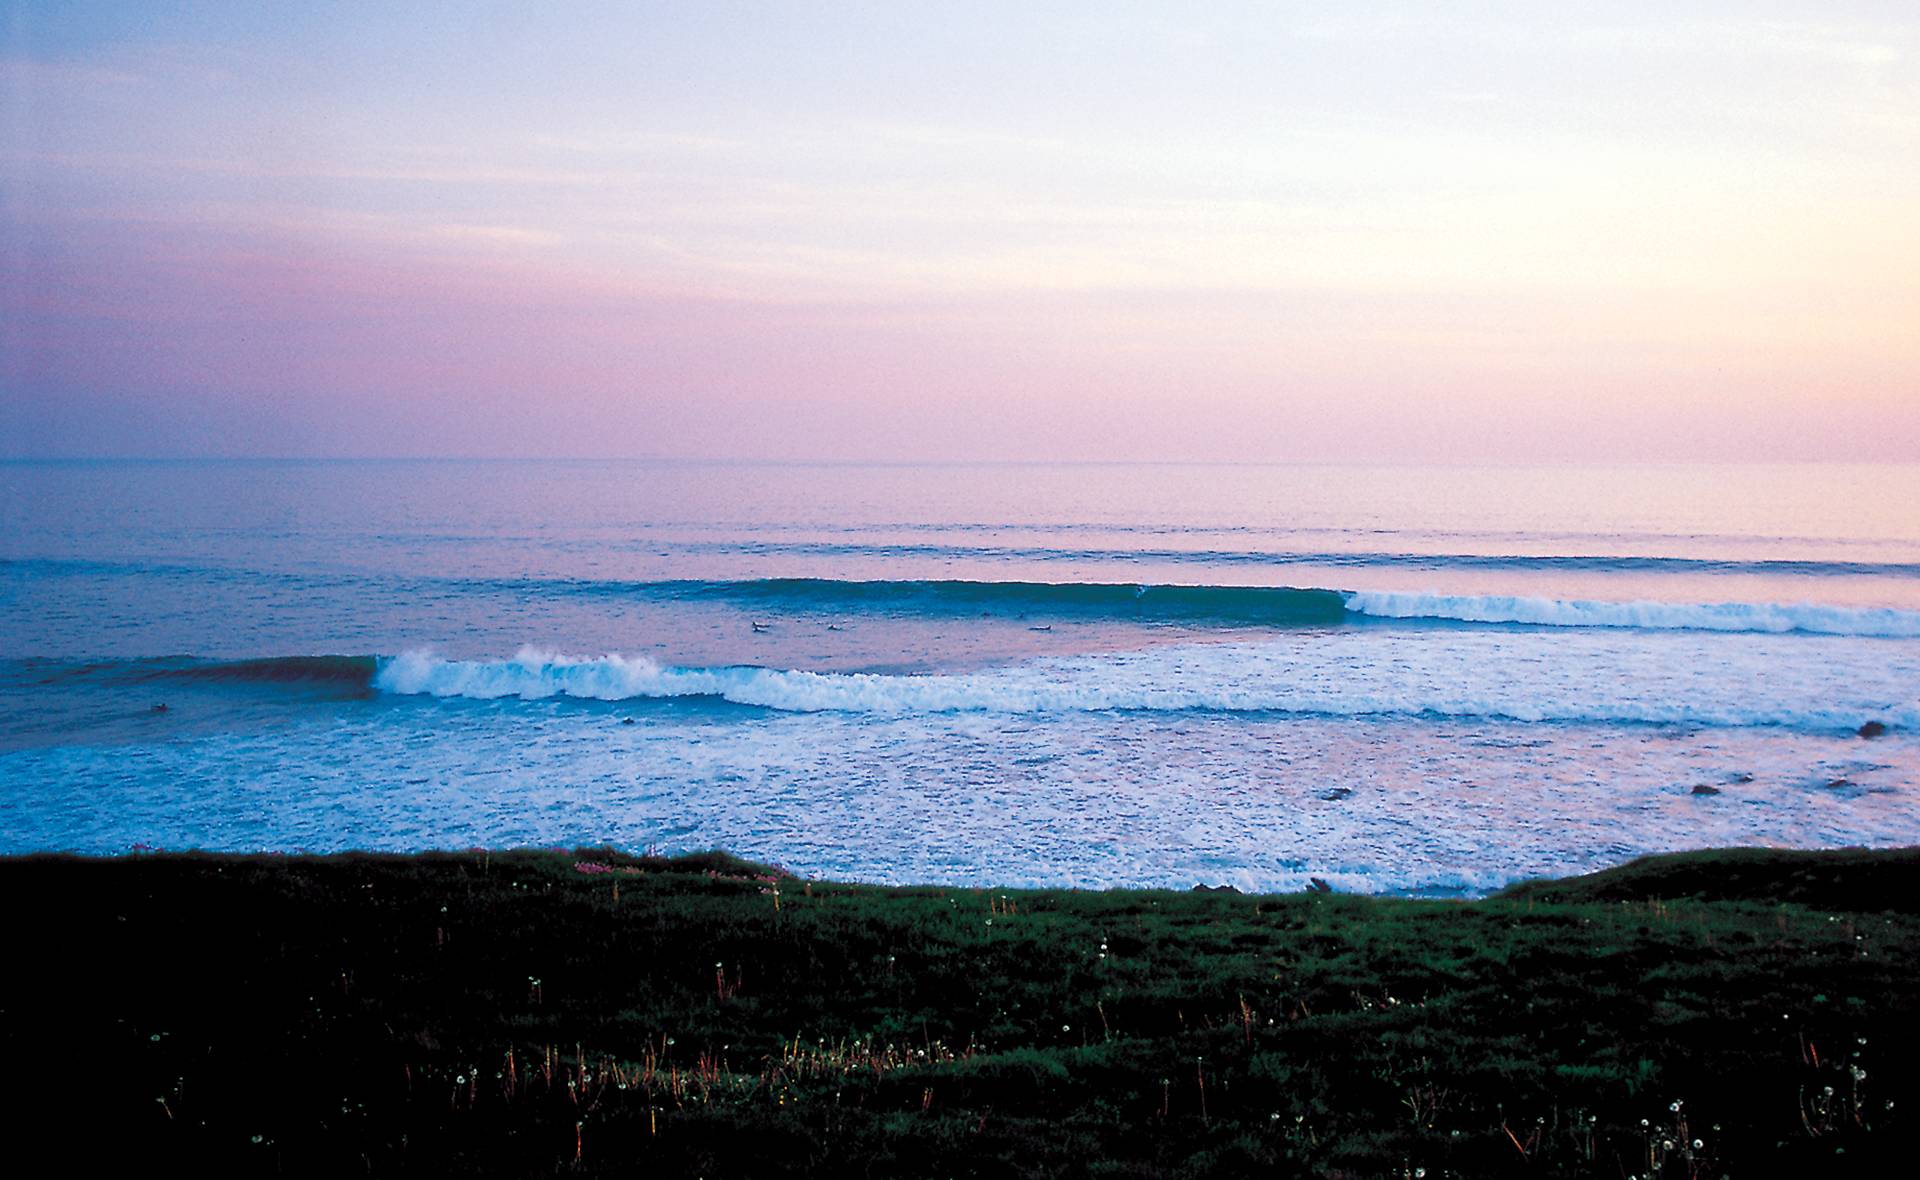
672;578;1354;625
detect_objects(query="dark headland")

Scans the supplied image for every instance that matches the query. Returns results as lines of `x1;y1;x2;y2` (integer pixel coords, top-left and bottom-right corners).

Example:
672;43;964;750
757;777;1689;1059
4;847;1916;1176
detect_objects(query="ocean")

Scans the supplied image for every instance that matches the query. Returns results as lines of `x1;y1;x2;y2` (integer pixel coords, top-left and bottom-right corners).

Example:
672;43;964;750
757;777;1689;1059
2;459;1916;894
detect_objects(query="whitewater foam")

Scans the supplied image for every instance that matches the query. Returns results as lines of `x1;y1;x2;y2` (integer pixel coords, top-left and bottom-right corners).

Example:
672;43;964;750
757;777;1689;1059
373;633;1920;733
1341;590;1920;637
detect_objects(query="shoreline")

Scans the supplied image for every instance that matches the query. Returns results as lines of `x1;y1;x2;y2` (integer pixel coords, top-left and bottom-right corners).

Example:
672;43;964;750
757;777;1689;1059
13;840;1920;900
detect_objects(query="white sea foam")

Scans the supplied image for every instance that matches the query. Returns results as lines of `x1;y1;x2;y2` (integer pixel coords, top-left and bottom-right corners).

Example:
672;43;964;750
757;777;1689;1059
374;633;1920;732
1341;590;1920;636
11;690;1920;895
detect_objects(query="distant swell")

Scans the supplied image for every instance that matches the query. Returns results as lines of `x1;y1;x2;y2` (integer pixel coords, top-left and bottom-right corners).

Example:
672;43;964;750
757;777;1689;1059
137;655;381;687
8;655;381;691
1342;591;1920;637
16;556;1920;636
649;540;1920;578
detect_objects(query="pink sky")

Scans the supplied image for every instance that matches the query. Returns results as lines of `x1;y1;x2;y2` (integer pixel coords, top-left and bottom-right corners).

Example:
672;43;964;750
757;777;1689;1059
3;3;1917;461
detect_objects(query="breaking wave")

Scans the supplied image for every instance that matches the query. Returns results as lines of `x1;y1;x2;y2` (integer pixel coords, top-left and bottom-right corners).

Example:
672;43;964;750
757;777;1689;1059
1341;591;1920;637
591;579;1920;637
371;644;1916;733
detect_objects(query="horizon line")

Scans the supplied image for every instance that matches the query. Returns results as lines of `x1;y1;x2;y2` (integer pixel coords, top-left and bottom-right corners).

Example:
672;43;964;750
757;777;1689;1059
3;455;1919;469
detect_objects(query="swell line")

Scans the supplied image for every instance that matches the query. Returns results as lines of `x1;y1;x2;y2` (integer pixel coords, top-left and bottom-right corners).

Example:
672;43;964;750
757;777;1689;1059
8;571;1920;638
651;540;1920;578
524;579;1920;637
5;654;379;691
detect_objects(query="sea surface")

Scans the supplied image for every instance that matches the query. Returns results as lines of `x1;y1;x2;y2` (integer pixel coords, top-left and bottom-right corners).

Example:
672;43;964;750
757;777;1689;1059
3;460;1917;894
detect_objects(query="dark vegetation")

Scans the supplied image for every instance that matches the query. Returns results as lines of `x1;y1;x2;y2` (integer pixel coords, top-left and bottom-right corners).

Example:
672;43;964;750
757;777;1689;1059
4;846;1916;1176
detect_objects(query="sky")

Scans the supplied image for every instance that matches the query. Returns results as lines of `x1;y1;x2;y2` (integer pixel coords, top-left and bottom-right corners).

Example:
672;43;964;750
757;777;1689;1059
2;1;1917;462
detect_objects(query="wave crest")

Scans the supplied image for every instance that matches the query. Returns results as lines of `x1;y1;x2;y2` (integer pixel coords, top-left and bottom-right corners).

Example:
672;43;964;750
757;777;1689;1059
1341;591;1920;637
371;644;1916;732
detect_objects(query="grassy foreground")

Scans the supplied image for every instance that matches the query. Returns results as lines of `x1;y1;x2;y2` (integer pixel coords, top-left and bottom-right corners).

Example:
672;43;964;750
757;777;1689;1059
3;848;1917;1176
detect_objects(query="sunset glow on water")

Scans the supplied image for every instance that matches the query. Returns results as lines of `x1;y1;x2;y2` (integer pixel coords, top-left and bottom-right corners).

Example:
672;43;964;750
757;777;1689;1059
4;6;1918;892
4;460;1916;893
